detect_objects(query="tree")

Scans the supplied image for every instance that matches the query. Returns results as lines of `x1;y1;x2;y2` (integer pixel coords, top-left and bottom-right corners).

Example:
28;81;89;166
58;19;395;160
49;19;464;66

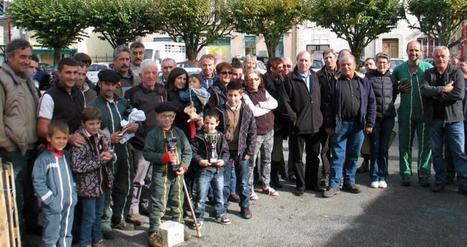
157;0;232;60
87;0;162;48
9;0;89;63
307;0;405;60
407;0;467;47
225;0;305;57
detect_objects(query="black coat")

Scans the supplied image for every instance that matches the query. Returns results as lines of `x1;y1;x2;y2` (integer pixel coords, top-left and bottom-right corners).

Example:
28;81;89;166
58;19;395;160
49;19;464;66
366;69;397;119
191;130;230;172
264;72;289;137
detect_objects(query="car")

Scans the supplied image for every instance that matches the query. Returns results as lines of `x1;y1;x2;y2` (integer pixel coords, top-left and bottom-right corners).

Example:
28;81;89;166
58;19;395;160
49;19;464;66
424;58;434;66
177;60;202;75
311;59;324;72
390;58;405;72
87;63;112;84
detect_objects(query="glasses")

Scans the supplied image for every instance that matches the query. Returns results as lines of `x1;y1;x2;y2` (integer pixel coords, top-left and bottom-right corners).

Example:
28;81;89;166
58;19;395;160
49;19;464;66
159;114;175;119
285;64;292;68
163;66;174;69
220;71;233;75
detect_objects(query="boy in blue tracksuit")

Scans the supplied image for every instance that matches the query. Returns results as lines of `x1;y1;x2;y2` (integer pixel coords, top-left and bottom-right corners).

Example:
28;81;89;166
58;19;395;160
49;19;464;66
33;120;78;247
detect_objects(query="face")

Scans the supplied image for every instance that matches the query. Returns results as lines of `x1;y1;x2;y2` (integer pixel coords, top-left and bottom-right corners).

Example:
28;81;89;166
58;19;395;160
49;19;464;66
162;60;176;79
29;60;38;75
76;66;87;88
174;73;187;90
8;47;33;75
246;73;261;92
141;65;158;88
376;58;390;74
271;63;284;77
47;130;68;151
339;59;356;79
433;48;449;71
324;53;337;69
57;65;79;89
219;68;232;85
200;58;214;77
131;48;144;66
406;42;422;63
282;59;293;76
83;119;101;135
189;77;202;89
364;59;376;72
245;59;256;72
232;68;243;80
157;111;176;130
113;51;130;75
458;61;467;74
227;89;242;108
297;52;311;74
100;81;118;99
203;116;219;133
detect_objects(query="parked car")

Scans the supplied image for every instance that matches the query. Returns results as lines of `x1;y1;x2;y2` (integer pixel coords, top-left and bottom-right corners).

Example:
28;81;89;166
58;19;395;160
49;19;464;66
311;59;324;72
87;63;112;84
390;58;405;72
176;60;201;75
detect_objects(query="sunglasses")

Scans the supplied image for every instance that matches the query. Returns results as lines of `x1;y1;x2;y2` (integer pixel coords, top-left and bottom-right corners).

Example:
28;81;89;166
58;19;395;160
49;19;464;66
285;64;292;68
220;71;233;75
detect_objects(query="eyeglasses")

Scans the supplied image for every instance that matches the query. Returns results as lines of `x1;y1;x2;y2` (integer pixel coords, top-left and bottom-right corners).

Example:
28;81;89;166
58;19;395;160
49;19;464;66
285;64;292;68
220;71;233;75
163;66;174;69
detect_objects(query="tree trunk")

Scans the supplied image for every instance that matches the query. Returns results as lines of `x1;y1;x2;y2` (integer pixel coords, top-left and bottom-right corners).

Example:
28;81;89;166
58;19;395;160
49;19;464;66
53;47;62;65
349;41;364;65
265;37;279;58
185;42;198;61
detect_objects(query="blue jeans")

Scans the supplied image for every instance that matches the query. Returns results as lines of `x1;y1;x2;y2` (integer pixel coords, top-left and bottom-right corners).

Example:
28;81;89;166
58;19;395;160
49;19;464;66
80;195;105;246
329;121;364;188
370;118;395;182
195;169;225;221
223;152;250;208
431;120;467;187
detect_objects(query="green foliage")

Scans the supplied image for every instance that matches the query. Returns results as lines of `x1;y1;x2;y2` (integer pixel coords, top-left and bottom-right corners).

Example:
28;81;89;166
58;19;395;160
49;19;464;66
308;0;404;60
407;0;467;47
226;0;305;57
158;0;232;60
87;0;161;48
9;0;89;63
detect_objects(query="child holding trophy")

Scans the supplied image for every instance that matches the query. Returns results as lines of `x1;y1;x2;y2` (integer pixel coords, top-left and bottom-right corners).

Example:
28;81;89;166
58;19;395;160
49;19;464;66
192;110;231;228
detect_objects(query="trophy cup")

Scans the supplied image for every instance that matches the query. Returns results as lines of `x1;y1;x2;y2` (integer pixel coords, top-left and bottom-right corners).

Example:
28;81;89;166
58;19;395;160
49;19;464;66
205;133;219;164
166;137;180;172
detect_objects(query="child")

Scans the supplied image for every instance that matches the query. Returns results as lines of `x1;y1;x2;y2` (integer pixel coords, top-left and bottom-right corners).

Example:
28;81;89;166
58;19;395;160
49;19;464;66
218;80;256;219
192;110;231;228
71;107;114;247
32;120;78;247
143;102;193;246
179;74;211;122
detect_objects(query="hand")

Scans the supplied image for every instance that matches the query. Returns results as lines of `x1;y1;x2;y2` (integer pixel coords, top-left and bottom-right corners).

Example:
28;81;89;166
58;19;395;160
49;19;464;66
126;123;139;133
110;132;123;144
443;81;454;93
68;133;85;147
100;151;113;162
215;160;225;167
365;127;373;135
176;166;188;175
244;154;250;160
325;127;335;136
398;83;412;93
199;160;210;167
168;151;178;163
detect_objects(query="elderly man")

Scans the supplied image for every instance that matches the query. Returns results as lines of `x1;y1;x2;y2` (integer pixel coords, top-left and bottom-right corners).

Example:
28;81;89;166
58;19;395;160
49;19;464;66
0;39;40;235
130;42;145;75
159;58;176;85
113;45;140;97
392;41;433;187
125;59;167;225
323;54;376;198
281;51;323;196
282;57;293;77
199;54;217;89
421;46;467;195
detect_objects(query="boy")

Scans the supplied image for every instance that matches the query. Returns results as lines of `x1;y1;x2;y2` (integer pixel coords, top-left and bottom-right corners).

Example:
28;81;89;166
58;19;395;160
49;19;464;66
192;110;231;228
71;107;114;247
32;121;78;247
143;102;193;246
217;80;256;219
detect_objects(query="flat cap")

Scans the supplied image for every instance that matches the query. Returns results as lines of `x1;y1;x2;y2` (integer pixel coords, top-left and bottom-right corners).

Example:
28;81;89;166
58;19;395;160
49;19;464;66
98;69;120;84
155;102;178;113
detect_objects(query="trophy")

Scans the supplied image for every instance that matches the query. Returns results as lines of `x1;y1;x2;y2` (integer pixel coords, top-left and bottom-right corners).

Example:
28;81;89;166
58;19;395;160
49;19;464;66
166;137;180;172
205;133;219;164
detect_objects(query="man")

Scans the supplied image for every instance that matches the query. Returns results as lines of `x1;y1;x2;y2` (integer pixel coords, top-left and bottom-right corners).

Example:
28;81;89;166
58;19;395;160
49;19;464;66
199;54;217;89
113;45;141;97
89;69;139;235
0;39;40;235
323;54;376;198
392;41;433;186
73;52;95;90
125;59;167;225
76;62;97;103
231;58;244;81
420;46;467;195
29;54;39;75
159;58;176;85
130;42;145;76
282;51;323;196
364;57;377;72
282;57;293;77
281;56;295;181
317;48;338;188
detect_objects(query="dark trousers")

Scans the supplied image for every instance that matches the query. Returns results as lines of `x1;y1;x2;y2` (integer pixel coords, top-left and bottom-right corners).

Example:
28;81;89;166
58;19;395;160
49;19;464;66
319;129;331;181
289;133;320;191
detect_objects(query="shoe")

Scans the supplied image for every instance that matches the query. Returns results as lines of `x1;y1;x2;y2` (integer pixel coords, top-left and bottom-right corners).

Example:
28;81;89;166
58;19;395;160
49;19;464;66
288;174;296;183
322;187;340;198
112;221;134;231
379;181;388;189
262;187;279;196
342;184;361;194
294;189;304;196
319;178;329;189
431;184;445;192
401;176;411;186
229;194;240;202
250;191;259;200
241;207;252;219
127;213;147;226
148;231;163;247
418;177;430;187
92;240;105;247
214;215;231;225
191;220;203;229
370;181;379;188
357;160;369;173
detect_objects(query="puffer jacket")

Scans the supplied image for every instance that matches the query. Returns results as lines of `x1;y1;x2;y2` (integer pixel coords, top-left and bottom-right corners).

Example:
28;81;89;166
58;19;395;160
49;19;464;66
71;128;114;198
191;130;230;173
366;69;397;119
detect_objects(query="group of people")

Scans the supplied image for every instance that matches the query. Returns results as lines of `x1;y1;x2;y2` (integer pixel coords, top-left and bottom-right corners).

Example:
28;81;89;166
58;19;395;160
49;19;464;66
1;38;467;247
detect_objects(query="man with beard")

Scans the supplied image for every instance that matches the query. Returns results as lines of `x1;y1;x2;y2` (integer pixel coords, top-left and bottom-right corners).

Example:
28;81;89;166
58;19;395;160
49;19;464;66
130;42;145;76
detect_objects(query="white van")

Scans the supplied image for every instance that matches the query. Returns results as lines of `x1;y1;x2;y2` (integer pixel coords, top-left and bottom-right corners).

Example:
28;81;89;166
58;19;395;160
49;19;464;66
142;41;187;66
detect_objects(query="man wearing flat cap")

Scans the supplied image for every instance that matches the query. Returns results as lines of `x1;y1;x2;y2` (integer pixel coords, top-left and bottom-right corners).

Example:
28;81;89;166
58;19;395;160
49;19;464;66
89;69;139;236
143;102;192;246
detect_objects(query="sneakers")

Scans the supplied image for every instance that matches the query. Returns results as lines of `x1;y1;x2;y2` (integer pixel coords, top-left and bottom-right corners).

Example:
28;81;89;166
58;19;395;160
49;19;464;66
214;215;231;225
418;177;430;187
250;191;259;200
128;213;147;226
240;207;252;219
379;181;388;189
401;176;411;186
112;221;134;231
322;187;340;198
262;187;279;196
370;181;379;188
342;184;361;194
